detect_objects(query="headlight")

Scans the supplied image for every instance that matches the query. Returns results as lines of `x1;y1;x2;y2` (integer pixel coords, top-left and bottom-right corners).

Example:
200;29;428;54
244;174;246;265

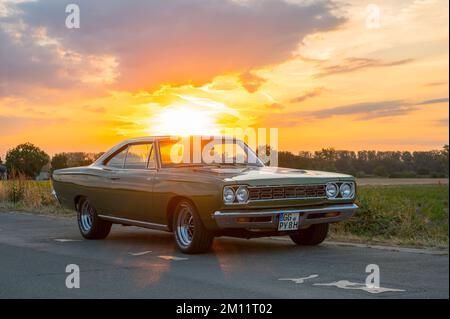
326;183;339;198
223;186;235;204
340;182;354;199
235;186;249;203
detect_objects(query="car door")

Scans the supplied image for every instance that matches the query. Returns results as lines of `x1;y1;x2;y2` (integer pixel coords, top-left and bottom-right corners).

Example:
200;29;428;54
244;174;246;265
107;143;157;222
91;146;129;214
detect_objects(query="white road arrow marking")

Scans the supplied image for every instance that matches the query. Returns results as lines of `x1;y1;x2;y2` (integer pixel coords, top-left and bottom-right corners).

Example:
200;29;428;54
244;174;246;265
129;251;152;256
54;239;81;242
279;274;319;284
314;280;405;294
158;255;188;261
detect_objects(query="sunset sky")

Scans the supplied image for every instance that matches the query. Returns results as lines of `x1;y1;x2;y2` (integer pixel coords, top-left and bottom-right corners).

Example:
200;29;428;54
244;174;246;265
0;0;448;157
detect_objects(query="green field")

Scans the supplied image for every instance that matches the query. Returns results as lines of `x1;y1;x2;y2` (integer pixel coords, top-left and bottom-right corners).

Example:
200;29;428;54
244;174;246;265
0;181;448;248
331;185;449;247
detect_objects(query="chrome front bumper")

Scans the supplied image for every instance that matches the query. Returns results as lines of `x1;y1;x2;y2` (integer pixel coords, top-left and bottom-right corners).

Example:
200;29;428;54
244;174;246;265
213;203;358;230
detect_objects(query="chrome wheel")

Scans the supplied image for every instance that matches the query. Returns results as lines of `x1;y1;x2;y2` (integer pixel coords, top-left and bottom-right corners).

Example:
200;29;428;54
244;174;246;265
176;204;195;247
80;200;94;233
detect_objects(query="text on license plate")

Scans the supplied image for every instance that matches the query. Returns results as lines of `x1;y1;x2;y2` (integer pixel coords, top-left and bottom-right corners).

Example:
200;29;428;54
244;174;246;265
278;212;300;231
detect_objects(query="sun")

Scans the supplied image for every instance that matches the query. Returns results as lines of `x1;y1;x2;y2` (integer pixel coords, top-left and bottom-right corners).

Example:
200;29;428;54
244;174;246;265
148;105;222;136
145;94;241;137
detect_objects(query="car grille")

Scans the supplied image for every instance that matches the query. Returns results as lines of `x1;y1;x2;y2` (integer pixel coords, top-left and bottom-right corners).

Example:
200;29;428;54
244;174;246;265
248;184;326;201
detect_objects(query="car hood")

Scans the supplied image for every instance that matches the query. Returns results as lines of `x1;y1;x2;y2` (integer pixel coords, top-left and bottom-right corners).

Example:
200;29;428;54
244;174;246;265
192;166;354;186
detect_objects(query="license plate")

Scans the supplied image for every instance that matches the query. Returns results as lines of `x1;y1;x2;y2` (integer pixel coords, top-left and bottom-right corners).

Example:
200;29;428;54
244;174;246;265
278;212;300;231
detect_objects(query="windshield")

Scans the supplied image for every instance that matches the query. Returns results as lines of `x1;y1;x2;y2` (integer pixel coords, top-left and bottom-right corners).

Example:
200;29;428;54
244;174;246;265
159;137;264;168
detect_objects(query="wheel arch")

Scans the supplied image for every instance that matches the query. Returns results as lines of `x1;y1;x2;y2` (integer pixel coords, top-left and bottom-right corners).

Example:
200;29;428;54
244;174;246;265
166;196;198;232
74;195;85;211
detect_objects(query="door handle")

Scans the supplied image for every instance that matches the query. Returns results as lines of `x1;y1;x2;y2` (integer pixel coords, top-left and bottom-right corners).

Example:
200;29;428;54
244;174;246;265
109;177;120;180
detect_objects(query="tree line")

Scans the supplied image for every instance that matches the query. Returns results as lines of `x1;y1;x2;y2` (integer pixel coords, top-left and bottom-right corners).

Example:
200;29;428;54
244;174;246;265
0;142;448;179
277;145;449;178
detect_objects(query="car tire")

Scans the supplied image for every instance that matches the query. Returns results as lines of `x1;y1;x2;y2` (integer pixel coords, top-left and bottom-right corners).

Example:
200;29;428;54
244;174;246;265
173;200;214;254
289;223;329;246
77;197;112;239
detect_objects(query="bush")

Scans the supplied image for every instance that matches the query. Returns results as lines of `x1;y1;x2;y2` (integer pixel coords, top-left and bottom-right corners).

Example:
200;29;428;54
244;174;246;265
3;173;27;203
389;171;417;178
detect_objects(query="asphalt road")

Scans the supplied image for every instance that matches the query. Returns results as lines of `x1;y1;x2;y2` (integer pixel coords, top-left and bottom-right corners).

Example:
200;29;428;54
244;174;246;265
0;211;448;299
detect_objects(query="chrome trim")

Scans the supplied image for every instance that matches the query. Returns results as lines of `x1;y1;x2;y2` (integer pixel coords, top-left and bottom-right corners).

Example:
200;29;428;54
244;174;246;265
51;189;61;204
175;203;194;247
236;185;249;203
223;186;236;204
97;215;169;231
326;182;339;199
247;183;327;202
223;182;357;204
80;200;93;233
213;203;358;229
247;184;326;189
248;196;328;203
339;182;355;199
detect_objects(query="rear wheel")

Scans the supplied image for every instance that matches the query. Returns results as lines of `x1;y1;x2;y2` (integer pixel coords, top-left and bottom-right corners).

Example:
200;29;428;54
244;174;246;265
289;223;329;246
77;198;112;239
173;200;214;254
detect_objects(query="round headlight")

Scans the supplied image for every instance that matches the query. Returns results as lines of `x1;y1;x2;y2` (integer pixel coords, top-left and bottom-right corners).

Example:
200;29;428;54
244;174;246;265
340;182;354;198
223;186;235;204
326;183;339;198
236;186;249;203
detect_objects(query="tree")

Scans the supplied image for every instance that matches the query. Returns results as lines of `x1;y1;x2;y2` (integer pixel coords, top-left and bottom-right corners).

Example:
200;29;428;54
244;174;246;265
5;143;50;178
51;153;69;171
441;145;449;176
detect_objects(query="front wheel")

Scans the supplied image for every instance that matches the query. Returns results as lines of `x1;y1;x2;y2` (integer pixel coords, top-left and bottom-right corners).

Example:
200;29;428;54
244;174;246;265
289;223;329;246
173;200;214;254
77;198;112;239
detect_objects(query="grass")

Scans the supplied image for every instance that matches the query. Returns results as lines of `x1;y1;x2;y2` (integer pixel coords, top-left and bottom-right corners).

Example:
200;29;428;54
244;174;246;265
0;180;74;216
330;185;449;248
0;180;448;248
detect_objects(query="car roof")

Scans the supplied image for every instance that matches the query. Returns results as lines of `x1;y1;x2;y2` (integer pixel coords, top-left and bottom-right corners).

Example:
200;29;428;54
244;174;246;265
121;135;241;144
94;135;243;166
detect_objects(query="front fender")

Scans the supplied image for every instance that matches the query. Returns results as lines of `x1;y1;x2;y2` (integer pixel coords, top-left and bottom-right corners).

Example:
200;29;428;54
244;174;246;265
152;172;223;228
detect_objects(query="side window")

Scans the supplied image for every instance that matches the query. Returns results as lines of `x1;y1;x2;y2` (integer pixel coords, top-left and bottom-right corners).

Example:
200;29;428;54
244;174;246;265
106;147;128;168
148;146;156;169
124;143;152;169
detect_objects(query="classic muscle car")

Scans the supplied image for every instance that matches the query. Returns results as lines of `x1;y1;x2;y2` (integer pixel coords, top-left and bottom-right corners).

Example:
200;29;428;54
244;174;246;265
52;136;358;254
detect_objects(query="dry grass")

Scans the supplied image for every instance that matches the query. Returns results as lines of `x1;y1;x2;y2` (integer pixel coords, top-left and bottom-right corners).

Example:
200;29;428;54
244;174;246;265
0;179;74;216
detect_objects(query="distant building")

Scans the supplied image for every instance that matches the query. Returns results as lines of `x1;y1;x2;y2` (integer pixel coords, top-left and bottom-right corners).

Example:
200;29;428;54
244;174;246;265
0;164;7;180
36;163;50;181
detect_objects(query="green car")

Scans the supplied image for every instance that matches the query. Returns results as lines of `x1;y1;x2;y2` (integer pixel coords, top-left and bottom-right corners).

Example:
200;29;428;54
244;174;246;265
52;136;358;254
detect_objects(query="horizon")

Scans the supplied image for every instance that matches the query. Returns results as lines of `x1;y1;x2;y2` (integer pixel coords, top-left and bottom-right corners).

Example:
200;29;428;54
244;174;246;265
1;142;448;161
